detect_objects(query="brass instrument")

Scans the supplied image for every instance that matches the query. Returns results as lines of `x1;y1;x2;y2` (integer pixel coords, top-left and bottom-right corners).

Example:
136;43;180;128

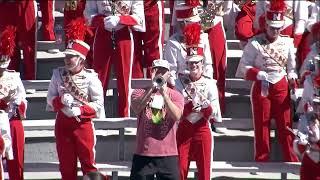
199;1;224;31
65;0;78;11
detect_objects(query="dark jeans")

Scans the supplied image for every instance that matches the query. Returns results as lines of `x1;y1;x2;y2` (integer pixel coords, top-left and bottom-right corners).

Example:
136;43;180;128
130;154;179;180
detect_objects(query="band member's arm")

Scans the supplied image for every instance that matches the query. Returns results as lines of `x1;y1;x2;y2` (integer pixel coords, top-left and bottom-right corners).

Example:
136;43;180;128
237;39;259;81
85;73;105;119
293;1;309;47
160;88;184;122
306;4;320;32
164;39;179;82
203;33;214;79
287;37;298;80
47;71;61;111
131;87;154;115
207;80;222;123
13;76;27;119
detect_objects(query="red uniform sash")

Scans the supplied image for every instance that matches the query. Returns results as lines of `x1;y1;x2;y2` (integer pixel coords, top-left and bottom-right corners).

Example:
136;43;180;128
60;68;89;105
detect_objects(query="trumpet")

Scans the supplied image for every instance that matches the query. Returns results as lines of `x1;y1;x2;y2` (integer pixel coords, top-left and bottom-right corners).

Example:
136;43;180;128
153;76;166;88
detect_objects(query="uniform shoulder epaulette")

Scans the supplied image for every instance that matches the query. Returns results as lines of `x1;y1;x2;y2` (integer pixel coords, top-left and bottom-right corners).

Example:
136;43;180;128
84;68;96;73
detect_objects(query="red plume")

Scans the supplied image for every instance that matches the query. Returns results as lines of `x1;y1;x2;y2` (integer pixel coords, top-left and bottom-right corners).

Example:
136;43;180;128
183;23;201;47
311;22;320;36
185;0;200;7
0;25;16;57
65;17;88;41
269;0;286;11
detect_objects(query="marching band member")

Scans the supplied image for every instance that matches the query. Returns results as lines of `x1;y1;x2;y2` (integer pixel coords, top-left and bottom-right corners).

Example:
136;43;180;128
0;0;37;80
164;2;213;84
175;41;221;180
293;24;320;177
0;25;27;180
84;0;145;117
46;19;105;180
132;0;165;78
236;0;299;162
200;0;229;113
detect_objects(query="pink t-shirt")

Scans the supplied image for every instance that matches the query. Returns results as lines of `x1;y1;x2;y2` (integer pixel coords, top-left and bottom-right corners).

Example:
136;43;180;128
131;88;184;156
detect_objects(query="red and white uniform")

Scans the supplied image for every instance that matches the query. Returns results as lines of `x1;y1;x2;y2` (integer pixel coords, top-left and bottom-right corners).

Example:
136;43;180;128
39;0;55;41
292;65;320;179
0;0;37;80
132;0;165;78
47;67;105;180
293;107;320;179
176;75;221;180
0;70;27;180
202;0;229;113
236;33;299;162
84;1;145;117
164;33;213;82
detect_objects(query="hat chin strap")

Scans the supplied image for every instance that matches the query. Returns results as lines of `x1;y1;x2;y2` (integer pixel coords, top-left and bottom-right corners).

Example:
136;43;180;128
65;57;82;71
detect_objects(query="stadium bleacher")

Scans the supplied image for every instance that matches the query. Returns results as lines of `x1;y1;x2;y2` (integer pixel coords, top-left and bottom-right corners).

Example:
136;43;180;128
9;2;301;180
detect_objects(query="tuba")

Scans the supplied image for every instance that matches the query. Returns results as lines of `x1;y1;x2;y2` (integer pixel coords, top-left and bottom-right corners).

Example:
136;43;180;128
199;1;225;31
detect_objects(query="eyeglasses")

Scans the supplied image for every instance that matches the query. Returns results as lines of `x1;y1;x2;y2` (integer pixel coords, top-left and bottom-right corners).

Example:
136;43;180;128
187;61;201;65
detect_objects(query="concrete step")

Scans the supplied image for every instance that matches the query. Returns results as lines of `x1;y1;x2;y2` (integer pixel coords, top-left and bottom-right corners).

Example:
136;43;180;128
35;48;243;80
37;41;65;52
24;128;286;163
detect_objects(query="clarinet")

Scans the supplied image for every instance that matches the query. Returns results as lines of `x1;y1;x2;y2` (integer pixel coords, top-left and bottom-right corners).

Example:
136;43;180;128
111;0;116;50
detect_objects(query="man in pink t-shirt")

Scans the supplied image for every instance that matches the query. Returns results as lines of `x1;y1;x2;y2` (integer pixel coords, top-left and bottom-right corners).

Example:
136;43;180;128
130;59;184;180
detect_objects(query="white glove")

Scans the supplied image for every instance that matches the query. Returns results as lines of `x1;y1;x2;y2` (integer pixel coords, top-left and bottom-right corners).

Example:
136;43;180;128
71;107;81;117
202;100;211;109
256;71;268;81
61;107;74;117
290;93;297;101
288;72;298;80
61;107;81;117
61;93;74;107
104;16;120;30
297;132;309;145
